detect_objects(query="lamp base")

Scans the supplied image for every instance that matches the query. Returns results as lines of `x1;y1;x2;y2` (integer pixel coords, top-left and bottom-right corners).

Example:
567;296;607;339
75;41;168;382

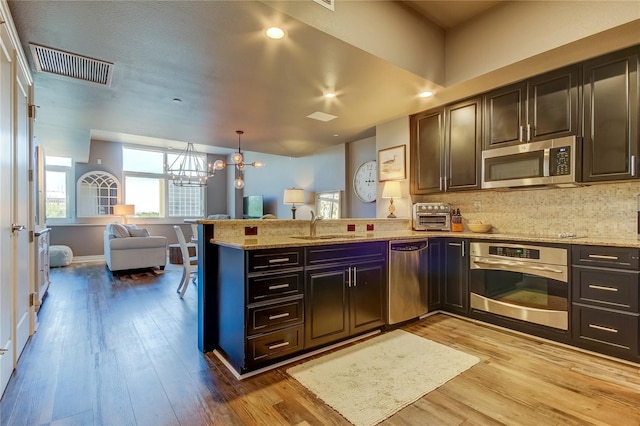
291;205;297;219
387;200;396;218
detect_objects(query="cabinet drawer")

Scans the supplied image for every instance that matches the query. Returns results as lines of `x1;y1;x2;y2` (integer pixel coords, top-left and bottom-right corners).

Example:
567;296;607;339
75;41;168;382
247;299;304;335
247;325;303;364
306;242;386;266
572;246;639;270
247;248;303;272
248;271;302;303
572;305;639;356
573;267;639;312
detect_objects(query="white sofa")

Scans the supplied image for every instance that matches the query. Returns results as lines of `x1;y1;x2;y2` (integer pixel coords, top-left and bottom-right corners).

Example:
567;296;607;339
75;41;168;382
104;223;167;272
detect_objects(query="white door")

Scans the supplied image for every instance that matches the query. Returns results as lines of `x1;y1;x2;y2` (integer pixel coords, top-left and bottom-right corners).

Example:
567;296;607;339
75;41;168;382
0;23;15;395
13;49;32;363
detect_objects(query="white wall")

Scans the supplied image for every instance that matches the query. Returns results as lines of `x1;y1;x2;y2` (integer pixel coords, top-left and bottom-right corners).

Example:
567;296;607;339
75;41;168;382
446;1;640;86
240;145;344;220
375;116;411;219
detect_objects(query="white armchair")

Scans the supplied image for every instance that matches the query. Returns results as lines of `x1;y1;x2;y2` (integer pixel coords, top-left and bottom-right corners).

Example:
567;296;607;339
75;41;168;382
104;223;167;272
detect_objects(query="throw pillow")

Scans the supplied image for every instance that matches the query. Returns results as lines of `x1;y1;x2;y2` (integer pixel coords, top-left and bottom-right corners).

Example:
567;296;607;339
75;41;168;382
129;228;150;237
110;222;130;238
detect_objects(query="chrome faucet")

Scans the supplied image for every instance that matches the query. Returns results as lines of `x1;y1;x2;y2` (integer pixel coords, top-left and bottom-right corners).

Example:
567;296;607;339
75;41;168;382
310;210;322;237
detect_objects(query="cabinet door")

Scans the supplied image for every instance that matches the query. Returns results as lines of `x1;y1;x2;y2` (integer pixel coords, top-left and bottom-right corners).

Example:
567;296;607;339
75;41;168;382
483;82;526;149
582;47;639;182
443;239;469;314
445;97;481;191
305;266;349;349
350;261;386;335
411;108;444;194
427;239;444;311
528;65;579;142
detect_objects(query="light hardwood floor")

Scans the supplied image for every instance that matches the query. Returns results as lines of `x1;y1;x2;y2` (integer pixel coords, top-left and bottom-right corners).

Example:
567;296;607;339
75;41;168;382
1;262;639;425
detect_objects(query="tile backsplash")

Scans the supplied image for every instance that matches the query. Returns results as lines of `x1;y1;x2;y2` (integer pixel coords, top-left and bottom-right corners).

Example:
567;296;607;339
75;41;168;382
416;181;640;239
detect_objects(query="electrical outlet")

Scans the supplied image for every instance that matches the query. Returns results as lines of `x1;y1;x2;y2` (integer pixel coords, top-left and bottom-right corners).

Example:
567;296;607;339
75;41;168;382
347;224;356;232
473;201;481;212
244;226;258;236
366;224;374;231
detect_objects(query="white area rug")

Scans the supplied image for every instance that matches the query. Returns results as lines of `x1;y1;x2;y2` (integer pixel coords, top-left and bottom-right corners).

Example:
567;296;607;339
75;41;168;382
287;330;480;426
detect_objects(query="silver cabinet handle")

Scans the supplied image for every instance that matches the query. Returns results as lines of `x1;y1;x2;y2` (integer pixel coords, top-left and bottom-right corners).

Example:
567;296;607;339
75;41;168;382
588;254;619;260
632;155;636;177
268;283;289;290
462;241;465;257
443;176;448;191
268;341;290;350
588;324;618;333
268;312;290;320
268;257;290;264
347;267;352;287
526;124;531;141
519;126;523;142
439;176;443;191
353;266;357;287
11;224;25;232
588;284;618;292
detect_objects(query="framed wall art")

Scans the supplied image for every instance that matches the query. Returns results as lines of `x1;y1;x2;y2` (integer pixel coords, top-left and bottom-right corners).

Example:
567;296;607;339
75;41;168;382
378;145;406;181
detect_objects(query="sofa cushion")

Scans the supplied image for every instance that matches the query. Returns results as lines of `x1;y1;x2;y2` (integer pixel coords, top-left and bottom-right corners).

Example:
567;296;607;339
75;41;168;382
109;235;167;250
110;222;130;238
129;228;150;237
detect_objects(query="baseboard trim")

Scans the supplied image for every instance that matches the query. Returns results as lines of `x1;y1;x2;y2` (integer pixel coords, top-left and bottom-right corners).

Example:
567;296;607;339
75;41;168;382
71;255;105;264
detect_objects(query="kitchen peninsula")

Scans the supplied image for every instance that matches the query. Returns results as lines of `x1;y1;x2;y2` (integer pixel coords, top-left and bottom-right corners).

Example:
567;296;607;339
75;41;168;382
196;218;640;377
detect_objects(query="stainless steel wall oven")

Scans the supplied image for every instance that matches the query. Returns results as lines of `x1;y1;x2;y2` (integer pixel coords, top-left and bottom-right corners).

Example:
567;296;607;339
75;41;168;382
469;241;569;330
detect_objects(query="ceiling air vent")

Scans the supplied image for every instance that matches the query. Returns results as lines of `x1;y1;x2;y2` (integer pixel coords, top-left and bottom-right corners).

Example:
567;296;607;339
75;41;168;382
29;43;113;86
313;0;334;11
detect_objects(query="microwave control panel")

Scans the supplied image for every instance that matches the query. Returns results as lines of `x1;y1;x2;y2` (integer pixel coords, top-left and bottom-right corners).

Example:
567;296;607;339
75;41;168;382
549;146;571;176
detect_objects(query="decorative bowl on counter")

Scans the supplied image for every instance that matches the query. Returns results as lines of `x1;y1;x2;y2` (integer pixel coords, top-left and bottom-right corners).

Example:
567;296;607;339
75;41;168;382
468;222;492;233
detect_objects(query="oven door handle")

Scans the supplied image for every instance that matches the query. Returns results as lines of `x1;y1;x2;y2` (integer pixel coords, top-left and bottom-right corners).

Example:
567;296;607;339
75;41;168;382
471;258;567;282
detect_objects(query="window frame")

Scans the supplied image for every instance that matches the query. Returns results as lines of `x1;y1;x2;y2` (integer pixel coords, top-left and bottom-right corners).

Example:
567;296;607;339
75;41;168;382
44;156;74;223
122;145;207;219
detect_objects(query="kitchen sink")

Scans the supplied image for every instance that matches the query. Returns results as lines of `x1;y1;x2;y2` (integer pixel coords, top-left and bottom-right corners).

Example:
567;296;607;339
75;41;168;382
290;234;357;240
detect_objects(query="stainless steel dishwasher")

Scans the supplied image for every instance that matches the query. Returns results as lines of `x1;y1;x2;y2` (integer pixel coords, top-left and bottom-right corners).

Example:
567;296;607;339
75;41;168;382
388;239;429;325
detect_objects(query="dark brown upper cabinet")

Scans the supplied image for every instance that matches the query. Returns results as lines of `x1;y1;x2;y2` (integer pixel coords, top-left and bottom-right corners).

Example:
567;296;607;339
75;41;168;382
582;47;639;182
483;65;580;150
410;97;481;194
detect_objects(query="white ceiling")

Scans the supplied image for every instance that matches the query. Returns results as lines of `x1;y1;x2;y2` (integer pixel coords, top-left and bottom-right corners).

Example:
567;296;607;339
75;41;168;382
7;0;499;161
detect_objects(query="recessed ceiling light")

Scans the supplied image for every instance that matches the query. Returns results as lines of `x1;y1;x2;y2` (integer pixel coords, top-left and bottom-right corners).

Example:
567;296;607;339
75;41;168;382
419;91;433;98
172;98;182;104
324;92;336;98
265;27;285;40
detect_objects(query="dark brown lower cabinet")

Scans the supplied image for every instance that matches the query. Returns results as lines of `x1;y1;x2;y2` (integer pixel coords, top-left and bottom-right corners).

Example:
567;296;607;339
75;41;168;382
305;242;387;350
571;245;640;362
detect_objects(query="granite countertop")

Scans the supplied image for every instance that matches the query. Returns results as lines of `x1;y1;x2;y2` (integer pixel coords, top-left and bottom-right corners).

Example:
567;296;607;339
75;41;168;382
210;230;640;250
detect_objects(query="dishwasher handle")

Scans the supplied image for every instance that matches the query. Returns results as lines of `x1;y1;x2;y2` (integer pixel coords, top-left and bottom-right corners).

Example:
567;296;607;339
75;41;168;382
390;240;428;252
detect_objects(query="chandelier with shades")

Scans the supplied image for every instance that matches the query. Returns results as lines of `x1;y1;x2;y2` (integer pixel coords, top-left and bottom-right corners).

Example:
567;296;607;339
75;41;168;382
213;130;264;189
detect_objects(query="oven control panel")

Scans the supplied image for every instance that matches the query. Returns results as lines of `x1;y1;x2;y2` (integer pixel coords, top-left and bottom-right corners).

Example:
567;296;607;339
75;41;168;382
489;246;540;259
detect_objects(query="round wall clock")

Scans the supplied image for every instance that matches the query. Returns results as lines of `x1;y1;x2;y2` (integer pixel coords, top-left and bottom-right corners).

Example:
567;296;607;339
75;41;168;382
353;160;377;203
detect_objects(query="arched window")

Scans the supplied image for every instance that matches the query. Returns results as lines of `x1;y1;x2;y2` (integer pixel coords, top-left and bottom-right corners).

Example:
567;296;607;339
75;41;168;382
77;171;120;217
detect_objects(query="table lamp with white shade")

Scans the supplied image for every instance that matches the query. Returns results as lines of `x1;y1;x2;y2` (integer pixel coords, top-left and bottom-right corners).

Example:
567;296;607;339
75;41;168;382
114;204;135;224
381;181;402;218
283;188;304;219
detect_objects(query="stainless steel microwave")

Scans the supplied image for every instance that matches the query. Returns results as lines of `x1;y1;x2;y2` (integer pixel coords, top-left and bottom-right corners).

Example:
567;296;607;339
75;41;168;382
481;136;579;189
